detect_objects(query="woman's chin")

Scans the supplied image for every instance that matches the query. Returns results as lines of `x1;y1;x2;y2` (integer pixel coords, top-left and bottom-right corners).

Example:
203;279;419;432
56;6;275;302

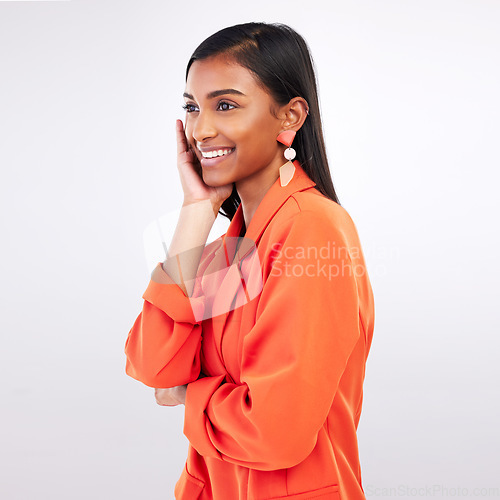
202;171;233;187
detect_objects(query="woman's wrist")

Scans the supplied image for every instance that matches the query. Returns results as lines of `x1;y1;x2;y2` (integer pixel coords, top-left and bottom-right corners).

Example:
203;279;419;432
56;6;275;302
183;197;221;218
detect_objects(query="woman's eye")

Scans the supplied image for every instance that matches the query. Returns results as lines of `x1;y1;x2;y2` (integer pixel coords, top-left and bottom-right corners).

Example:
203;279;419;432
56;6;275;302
217;101;236;111
182;103;198;113
182;102;235;113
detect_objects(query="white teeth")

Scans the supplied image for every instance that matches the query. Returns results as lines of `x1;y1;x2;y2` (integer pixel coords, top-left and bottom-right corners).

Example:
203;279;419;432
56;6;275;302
201;148;233;159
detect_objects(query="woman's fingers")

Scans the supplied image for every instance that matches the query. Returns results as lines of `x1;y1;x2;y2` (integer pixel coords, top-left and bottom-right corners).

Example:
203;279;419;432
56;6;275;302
176;119;198;172
176;118;196;163
155;386;187;406
155;387;180;406
176;119;189;156
174;119;232;208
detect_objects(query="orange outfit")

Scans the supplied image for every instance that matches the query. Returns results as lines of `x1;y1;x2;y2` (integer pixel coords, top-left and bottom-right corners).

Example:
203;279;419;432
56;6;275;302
124;160;375;500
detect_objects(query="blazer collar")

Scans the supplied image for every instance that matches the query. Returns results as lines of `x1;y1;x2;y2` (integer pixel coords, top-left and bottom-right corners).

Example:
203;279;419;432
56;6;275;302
223;160;317;248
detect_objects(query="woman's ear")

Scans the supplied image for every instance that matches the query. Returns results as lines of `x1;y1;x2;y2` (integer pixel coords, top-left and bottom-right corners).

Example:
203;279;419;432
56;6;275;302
280;97;310;132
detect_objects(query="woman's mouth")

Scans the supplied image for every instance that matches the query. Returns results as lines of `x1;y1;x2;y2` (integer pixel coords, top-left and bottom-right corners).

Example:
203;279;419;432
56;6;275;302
199;147;235;167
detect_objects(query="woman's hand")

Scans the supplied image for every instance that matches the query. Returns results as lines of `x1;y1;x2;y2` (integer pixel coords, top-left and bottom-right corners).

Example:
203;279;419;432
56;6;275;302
176;119;233;212
155;384;187;406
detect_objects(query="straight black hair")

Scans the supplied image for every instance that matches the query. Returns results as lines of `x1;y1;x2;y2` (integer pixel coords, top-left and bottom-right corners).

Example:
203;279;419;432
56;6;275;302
185;22;341;221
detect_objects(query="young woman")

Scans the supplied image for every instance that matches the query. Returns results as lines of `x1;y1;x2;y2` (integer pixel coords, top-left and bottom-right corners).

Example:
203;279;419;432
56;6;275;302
124;22;375;500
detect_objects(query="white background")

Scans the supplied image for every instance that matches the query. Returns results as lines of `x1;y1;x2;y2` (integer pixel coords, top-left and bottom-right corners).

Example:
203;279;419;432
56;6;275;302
1;0;499;499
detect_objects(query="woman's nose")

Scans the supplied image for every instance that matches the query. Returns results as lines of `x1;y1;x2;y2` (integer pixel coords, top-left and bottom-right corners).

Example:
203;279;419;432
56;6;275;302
192;110;217;143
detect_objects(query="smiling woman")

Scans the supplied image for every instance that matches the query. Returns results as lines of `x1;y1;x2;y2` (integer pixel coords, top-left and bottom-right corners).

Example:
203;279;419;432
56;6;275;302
124;22;375;500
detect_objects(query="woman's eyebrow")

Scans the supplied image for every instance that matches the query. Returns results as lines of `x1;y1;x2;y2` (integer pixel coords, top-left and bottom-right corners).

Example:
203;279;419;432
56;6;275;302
183;89;246;100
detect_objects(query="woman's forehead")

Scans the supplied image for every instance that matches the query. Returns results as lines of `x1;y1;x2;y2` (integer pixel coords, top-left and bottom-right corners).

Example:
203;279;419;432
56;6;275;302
185;56;263;99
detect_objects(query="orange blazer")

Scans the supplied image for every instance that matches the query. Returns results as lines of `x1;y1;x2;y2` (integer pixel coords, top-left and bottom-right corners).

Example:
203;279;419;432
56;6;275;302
124;160;375;500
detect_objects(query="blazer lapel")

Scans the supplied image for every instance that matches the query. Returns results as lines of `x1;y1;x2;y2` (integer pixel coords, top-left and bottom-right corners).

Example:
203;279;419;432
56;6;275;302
206;160;317;363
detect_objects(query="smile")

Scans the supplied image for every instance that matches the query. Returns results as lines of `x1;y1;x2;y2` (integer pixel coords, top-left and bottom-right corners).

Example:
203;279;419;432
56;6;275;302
200;148;235;159
199;147;236;167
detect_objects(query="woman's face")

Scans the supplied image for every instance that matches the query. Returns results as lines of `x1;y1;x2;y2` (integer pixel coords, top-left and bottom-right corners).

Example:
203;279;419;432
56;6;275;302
183;54;285;188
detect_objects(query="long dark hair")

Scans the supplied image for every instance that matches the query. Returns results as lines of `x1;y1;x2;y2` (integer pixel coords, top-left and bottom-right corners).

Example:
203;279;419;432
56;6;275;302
185;22;341;221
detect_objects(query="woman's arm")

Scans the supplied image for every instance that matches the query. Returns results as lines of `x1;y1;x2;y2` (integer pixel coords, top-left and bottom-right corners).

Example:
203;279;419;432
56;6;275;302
124;200;217;388
154;198;218;296
124;119;232;389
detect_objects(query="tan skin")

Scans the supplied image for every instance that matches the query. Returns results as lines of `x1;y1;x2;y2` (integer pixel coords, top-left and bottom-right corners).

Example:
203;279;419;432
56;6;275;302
155;54;309;408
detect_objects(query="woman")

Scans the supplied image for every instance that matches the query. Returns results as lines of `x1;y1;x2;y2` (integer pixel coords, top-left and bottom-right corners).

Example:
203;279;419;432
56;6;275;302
124;22;375;500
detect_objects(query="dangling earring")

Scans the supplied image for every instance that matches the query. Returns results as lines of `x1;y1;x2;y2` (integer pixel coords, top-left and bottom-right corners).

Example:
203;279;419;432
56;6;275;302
276;130;296;187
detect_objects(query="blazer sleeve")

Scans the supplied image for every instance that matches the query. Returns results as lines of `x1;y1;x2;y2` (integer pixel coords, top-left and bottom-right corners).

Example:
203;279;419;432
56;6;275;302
182;210;362;471
124;242;217;389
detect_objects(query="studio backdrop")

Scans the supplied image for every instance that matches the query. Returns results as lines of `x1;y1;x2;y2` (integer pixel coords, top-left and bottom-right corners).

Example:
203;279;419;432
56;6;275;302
0;1;498;499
